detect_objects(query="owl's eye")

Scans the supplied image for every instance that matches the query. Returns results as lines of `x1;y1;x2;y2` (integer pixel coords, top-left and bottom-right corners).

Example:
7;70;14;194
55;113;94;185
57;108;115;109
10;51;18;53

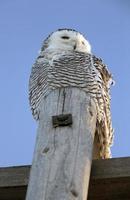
82;41;85;45
61;36;70;39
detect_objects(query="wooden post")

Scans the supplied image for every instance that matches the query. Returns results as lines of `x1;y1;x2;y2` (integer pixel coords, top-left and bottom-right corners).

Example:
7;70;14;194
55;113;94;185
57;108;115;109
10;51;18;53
26;88;97;200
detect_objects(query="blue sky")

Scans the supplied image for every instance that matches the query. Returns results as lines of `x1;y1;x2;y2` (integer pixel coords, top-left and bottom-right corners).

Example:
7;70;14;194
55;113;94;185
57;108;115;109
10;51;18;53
0;0;130;166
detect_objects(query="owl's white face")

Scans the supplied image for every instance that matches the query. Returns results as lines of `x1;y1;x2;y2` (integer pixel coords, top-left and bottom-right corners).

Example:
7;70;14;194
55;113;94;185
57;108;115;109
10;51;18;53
44;29;91;54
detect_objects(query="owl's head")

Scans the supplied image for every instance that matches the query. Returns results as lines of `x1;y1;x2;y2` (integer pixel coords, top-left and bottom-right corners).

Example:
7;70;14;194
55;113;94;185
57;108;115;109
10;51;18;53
41;29;91;54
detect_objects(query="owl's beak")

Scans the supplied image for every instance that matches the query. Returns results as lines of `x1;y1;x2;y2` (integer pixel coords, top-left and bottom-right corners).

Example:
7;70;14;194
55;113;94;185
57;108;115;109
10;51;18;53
73;43;77;50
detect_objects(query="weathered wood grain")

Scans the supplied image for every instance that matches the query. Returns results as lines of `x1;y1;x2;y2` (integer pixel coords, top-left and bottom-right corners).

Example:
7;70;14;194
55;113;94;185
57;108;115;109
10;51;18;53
26;88;97;200
0;157;130;199
0;166;30;187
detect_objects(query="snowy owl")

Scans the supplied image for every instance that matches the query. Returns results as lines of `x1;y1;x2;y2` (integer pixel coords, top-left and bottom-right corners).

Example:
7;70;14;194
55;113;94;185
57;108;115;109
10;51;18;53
29;28;114;159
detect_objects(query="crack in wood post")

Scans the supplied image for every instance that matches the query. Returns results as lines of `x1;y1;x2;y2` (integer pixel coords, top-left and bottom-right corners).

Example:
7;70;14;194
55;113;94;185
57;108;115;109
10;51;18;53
62;89;66;113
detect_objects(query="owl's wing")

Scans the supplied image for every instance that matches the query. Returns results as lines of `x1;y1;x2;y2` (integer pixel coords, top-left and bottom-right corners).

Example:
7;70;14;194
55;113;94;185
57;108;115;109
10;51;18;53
92;55;114;158
29;55;49;120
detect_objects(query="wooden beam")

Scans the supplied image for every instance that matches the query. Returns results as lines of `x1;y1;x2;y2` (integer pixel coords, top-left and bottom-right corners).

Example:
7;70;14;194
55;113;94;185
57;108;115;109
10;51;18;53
0;166;29;200
0;166;30;187
0;157;130;200
88;157;130;200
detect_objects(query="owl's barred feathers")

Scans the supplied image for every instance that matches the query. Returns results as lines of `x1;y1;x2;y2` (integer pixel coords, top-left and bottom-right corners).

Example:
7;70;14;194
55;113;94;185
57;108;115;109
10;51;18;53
29;29;114;159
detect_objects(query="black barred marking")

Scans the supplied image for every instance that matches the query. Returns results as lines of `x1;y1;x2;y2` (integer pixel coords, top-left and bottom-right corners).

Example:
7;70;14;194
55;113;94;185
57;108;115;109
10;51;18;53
57;28;78;33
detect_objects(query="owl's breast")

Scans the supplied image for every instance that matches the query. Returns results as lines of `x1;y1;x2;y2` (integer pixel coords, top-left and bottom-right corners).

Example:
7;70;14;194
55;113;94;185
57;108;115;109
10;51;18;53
47;52;97;92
